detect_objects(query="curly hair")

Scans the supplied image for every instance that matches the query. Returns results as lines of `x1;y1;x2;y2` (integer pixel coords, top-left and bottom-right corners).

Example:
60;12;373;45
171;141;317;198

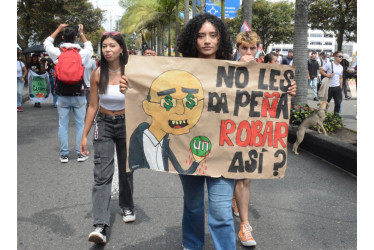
177;13;233;60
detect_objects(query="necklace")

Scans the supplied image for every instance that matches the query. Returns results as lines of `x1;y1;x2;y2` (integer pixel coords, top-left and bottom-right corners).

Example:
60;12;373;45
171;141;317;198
108;67;121;73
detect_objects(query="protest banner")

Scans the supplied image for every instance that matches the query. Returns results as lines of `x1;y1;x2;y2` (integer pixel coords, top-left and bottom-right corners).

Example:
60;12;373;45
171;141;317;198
27;70;51;103
125;56;295;179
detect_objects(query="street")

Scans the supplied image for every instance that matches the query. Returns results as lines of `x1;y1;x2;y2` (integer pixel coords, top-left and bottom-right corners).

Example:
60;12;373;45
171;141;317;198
17;97;357;250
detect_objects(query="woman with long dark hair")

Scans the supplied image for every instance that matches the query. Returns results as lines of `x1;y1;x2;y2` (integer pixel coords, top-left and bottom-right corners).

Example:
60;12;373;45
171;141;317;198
176;13;236;250
80;32;134;245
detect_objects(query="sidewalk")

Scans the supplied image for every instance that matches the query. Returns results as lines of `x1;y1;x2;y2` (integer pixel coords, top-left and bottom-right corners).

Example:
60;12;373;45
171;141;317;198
288;87;357;175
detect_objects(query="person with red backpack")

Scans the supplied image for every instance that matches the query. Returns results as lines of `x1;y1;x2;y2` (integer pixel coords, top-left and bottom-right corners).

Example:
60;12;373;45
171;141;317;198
43;23;93;163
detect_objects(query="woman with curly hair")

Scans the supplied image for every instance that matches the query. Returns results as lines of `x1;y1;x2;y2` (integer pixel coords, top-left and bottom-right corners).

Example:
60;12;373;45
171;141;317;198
176;13;236;250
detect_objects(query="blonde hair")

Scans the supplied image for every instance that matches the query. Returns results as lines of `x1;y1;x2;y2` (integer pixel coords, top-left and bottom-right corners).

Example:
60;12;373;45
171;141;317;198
236;31;261;48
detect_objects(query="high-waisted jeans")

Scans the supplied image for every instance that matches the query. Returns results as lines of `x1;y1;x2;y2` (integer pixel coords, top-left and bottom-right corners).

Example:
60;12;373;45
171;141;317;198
92;112;134;227
179;175;236;250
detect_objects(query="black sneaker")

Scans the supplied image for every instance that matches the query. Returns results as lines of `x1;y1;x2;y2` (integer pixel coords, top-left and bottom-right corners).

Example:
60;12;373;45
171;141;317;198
345;96;351;100
60;155;69;163
122;209;136;223
77;154;89;162
88;224;107;244
313;97;319;101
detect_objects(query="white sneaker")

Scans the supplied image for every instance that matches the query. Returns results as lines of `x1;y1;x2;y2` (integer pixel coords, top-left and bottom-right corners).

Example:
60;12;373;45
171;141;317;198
77;154;88;162
88;225;107;244
122;209;136;223
60;155;69;163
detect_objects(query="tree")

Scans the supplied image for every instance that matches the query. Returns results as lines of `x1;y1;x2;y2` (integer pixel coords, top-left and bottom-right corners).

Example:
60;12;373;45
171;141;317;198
184;0;189;26
221;0;225;20
200;0;206;14
242;0;253;28
252;0;294;52
309;0;357;51
120;0;178;56
226;0;294;52
17;0;104;53
292;0;309;105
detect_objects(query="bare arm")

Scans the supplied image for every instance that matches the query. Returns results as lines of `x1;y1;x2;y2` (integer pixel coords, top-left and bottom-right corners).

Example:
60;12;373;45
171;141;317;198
80;69;100;156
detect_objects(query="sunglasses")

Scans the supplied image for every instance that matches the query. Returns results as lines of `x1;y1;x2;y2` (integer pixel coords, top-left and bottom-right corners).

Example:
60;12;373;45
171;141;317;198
102;31;121;36
336;55;343;58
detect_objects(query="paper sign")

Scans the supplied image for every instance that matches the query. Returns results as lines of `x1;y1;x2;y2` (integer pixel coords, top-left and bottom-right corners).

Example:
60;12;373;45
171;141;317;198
125;56;295;179
28;70;51;103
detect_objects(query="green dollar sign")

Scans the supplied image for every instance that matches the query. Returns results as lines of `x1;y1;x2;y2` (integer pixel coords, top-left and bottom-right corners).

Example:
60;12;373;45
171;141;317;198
185;93;196;110
163;94;174;111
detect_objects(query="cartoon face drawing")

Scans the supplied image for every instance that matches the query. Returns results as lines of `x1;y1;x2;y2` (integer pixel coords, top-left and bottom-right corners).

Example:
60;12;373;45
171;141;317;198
143;70;204;140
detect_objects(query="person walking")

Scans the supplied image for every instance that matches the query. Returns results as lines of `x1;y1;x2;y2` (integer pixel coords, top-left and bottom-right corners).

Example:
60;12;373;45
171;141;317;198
175;13;237;250
83;56;97;108
17;54;27;112
308;51;320;101
232;30;296;247
80;31;135;245
42;54;58;107
281;50;293;65
320;51;344;114
43;23;93;163
27;53;45;108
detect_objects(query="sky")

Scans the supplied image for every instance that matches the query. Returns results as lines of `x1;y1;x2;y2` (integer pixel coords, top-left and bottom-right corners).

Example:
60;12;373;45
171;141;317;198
88;0;125;31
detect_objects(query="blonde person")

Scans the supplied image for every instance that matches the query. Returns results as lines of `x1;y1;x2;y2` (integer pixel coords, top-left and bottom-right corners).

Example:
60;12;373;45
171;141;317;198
80;31;135;245
233;31;296;247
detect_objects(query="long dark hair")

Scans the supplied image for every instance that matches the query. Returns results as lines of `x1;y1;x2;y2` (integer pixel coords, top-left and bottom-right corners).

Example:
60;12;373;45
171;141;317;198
177;13;233;60
99;33;128;94
263;53;275;63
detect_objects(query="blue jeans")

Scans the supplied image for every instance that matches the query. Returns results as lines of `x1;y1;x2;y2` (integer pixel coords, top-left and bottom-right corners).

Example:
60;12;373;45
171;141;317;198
17;77;24;107
179;175;236;250
56;95;86;156
309;77;318;98
49;75;57;106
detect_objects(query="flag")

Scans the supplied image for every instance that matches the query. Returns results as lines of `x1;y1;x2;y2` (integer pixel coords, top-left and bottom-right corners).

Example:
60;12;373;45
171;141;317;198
240;21;251;32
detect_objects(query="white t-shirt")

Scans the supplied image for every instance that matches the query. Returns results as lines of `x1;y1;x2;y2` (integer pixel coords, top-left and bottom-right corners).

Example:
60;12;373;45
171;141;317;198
17;60;25;78
322;61;343;87
83;58;97;87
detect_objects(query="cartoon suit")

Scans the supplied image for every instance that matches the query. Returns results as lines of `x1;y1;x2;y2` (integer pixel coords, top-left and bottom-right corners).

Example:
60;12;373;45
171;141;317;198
129;122;199;174
128;70;206;175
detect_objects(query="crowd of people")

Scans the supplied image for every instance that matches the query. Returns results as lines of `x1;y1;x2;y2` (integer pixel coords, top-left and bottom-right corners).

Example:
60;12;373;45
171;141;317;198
17;13;356;249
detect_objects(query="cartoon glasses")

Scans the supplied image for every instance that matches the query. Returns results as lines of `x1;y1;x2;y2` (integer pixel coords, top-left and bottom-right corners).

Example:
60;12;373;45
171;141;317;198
149;94;203;111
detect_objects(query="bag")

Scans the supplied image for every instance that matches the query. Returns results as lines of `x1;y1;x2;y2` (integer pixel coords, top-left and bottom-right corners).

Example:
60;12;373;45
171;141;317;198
55;48;84;85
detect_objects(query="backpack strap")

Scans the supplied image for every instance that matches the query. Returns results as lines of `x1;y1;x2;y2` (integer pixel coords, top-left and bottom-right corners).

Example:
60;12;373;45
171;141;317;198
331;61;334;73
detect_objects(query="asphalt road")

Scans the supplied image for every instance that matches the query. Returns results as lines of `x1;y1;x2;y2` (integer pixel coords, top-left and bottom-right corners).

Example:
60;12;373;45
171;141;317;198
17;98;357;250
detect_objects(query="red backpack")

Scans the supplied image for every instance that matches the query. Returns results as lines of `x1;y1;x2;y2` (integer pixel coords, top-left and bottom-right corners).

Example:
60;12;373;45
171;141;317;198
55;47;84;85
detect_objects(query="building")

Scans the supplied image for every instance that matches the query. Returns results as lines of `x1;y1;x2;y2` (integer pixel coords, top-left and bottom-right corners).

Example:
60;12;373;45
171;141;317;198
268;29;336;55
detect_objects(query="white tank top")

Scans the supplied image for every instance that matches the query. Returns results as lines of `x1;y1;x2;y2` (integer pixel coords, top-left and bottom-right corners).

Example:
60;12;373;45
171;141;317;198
97;67;125;111
99;84;125;111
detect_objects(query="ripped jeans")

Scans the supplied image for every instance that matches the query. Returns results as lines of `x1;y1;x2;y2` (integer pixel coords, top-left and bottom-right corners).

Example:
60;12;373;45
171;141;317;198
91;112;134;227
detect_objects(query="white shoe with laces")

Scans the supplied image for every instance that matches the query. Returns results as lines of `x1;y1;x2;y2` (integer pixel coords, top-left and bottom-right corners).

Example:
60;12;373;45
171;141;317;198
122;209;136;223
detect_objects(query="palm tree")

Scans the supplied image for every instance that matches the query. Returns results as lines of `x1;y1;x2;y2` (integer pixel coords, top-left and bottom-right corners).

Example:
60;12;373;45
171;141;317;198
221;0;225;20
175;0;180;56
200;0;206;14
121;0;176;56
184;0;189;26
242;0;252;28
292;0;309;105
